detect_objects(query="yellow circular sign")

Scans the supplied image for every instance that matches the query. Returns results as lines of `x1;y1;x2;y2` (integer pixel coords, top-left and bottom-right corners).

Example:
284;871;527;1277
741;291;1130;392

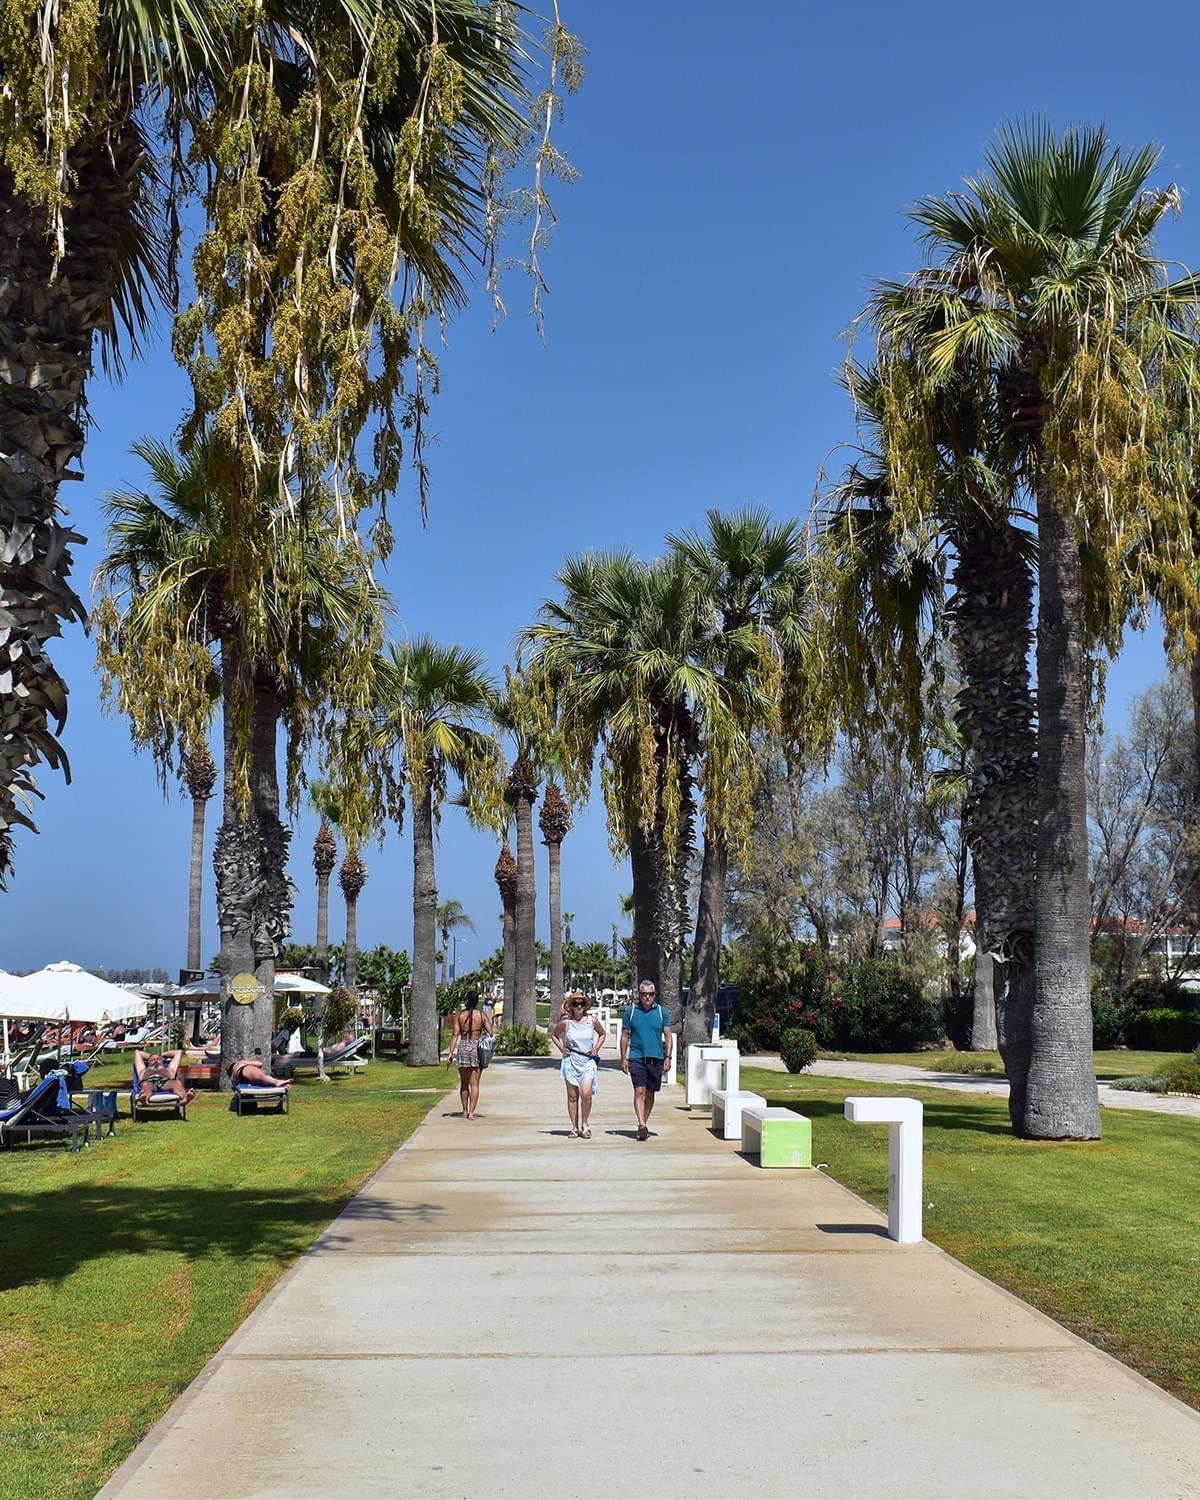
230;971;261;1005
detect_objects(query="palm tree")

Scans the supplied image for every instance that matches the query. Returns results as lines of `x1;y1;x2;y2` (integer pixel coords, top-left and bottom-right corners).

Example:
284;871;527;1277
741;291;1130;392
181;744;218;976
340;851;368;996
540;795;574;1024
0;0;549;882
94;433;385;1079
371;637;497;1066
668;507;812;1047
309;782;344;987
818;365;1036;1083
494;844;519;1021
437;900;476;987
869;122;1200;1137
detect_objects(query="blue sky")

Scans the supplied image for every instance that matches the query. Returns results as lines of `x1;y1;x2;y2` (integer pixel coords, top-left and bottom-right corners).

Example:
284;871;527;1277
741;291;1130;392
5;0;1198;973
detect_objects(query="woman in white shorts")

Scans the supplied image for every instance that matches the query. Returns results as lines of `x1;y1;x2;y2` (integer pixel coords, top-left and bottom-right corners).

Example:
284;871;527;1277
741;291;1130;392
551;993;605;1138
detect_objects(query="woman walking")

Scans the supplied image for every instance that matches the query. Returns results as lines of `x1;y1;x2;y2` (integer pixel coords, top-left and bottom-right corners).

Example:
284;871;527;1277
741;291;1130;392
551;993;605;1138
446;992;494;1120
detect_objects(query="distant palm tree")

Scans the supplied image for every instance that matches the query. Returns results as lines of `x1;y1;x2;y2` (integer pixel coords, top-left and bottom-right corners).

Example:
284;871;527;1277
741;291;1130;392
339;851;368;996
437;900;476;987
494;844;519;1020
309;782;344;987
181;744;218;975
541;803;574;1023
371;637;497;1065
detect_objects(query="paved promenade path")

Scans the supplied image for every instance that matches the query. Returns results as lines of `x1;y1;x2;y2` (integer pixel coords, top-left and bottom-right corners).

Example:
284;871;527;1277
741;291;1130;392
103;1052;1199;1499
746;1055;1200;1119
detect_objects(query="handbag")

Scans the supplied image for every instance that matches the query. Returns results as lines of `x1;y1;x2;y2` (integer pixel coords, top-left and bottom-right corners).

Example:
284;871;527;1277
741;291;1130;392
478;1029;495;1069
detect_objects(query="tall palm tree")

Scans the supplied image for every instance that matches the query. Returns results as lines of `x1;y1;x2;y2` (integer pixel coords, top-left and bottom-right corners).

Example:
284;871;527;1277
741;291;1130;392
0;0;545;882
869;122;1200;1137
437;900;476;987
668;507;812;1047
309;782;344;987
540;794;574;1023
371;637;497;1066
494;844;519;1021
94;433;385;1079
527;553;744;1024
818;365;1037;1085
340;851;368;995
182;744;218;975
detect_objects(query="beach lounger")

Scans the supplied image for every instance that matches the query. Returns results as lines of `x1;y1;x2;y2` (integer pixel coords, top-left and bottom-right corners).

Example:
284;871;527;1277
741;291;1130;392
232;1083;290;1116
130;1065;188;1122
270;1037;369;1078
0;1071;90;1152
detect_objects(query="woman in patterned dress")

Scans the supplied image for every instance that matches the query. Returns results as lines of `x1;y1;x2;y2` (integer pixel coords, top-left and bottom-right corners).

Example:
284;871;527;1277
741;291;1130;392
550;993;605;1138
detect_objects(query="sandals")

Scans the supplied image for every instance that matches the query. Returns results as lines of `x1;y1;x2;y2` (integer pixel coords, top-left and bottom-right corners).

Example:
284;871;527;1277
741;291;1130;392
581;1126;592;1139
568;1128;580;1138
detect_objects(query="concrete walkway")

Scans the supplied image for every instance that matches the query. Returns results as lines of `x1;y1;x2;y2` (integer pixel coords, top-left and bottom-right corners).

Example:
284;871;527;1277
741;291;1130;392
746;1055;1200;1119
102;1052;1199;1499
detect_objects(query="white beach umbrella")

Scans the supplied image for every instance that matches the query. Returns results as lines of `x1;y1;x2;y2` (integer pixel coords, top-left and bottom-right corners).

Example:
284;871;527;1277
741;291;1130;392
1;962;148;1025
173;973;331;999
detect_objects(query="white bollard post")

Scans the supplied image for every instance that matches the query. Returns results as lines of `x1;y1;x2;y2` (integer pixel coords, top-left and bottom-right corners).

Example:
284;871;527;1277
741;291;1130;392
842;1097;923;1244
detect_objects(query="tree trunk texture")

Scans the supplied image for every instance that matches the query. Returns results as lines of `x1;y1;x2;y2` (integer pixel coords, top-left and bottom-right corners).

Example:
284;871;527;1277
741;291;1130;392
1025;481;1101;1139
0;140;142;878
187;795;207;973
314;873;331;985
629;824;661;996
344;894;359;993
440;932;449;989
513;789;538;1031
950;514;1037;1122
683;827;726;1047
501;900;516;1022
409;778;439;1066
547;840;564;1027
216;662;292;1088
971;952;998;1051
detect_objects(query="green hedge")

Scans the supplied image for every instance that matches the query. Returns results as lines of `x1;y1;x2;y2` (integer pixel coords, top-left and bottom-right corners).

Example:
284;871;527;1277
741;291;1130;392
1125;1007;1200;1051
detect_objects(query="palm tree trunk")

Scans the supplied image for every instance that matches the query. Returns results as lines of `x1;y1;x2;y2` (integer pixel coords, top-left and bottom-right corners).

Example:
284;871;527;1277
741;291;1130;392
971;951;998;1051
682;827;726;1047
440;930;449;989
628;824;660;995
216;659;291;1088
547;840;564;1027
0;167;102;882
501;899;516;1022
315;874;331;985
187;795;207;973
950;514;1037;1124
409;777;439;1065
1024;482;1101;1139
513;792;537;1030
344;895;359;993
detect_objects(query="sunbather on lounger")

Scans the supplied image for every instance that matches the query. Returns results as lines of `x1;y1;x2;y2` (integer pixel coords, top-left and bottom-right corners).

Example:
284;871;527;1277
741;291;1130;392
228;1055;291;1089
134;1049;196;1106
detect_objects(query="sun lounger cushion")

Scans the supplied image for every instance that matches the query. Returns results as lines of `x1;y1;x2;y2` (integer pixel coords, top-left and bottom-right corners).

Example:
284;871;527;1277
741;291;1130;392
236;1084;288;1094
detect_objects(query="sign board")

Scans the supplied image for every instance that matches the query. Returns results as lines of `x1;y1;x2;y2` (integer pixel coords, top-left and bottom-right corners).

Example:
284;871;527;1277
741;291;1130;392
230;971;261;1006
178;968;205;985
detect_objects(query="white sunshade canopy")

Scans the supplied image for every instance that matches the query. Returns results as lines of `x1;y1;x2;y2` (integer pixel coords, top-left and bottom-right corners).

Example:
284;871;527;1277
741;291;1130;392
0;962;149;1024
174;973;331;999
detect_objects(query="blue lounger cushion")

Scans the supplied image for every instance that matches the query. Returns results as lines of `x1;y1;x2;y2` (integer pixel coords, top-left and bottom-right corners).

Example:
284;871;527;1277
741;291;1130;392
235;1084;288;1095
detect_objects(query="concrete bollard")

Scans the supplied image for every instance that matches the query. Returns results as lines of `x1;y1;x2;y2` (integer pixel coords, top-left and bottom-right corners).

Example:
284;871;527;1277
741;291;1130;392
843;1096;923;1244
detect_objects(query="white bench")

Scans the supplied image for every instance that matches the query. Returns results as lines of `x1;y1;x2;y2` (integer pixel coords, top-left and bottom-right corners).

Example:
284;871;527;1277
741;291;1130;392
685;1042;739;1107
843;1096;923;1243
741;1104;812;1167
711;1088;766;1140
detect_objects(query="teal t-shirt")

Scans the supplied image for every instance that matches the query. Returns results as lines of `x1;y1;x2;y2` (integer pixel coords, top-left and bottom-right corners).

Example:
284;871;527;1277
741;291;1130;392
623;1002;670;1059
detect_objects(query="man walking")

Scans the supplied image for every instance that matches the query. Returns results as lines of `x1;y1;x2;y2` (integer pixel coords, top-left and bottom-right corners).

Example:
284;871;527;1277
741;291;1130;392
620;981;673;1140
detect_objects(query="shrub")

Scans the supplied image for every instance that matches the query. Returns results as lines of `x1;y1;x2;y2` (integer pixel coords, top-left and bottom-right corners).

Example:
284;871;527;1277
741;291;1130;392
1090;987;1125;1048
937;1053;1003;1075
314;985;357;1039
1160;1052;1200;1095
780;1028;817;1074
278;1005;305;1033
728;942;833;1052
1125;1007;1200;1052
493;1024;550;1057
840;960;939;1051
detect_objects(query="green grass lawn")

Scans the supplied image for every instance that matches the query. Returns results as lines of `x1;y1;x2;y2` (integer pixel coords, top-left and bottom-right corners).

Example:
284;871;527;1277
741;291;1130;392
0;1056;451;1500
740;1065;1200;1407
813;1048;1177;1080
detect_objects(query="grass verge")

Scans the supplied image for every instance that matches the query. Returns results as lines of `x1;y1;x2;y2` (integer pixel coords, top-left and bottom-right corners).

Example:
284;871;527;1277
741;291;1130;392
740;1066;1200;1409
0;1056;450;1500
813;1048;1178;1080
